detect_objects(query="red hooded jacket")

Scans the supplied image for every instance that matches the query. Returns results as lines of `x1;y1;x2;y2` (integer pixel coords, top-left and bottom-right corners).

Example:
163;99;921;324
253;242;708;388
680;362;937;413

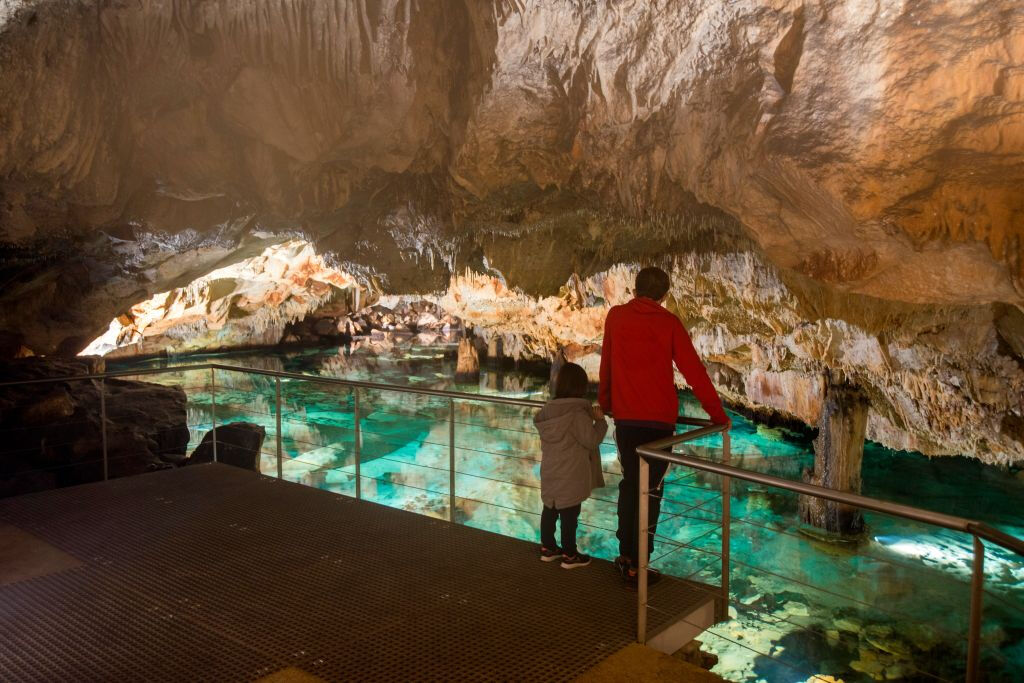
598;297;728;428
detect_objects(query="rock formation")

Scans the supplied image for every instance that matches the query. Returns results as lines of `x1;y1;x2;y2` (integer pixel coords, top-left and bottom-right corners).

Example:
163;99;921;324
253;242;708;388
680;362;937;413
187;422;266;471
800;381;869;535
440;260;1024;465
0;1;1022;464
83;240;366;357
83;240;461;354
0;357;190;497
455;337;480;383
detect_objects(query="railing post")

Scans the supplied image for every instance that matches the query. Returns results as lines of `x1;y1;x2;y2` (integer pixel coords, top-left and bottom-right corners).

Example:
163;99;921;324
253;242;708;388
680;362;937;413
966;535;984;682
99;379;108;481
721;430;731;618
354;388;361;499
448;398;456;522
275;377;283;480
210;367;217;463
637;453;650;644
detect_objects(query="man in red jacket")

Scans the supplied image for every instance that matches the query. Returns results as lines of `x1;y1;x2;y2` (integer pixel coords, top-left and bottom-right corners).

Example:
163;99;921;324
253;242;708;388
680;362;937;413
598;266;729;585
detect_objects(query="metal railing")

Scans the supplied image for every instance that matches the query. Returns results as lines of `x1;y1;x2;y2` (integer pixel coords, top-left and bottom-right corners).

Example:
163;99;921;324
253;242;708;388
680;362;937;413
637;428;1024;683
0;362;545;493
635;419;730;646
5;361;1023;680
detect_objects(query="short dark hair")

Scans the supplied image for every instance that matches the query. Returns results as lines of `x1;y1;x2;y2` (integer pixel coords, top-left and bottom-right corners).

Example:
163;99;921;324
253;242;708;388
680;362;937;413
554;362;589;399
635;267;671;300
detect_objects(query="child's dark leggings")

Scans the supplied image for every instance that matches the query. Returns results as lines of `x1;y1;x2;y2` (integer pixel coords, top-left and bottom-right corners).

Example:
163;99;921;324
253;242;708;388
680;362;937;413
540;503;582;556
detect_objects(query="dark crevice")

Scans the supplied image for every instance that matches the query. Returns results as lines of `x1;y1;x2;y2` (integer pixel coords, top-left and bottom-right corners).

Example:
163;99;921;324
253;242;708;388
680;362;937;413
773;5;806;94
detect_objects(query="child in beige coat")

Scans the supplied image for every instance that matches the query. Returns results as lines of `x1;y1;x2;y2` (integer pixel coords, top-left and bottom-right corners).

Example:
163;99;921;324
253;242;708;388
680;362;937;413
533;363;607;569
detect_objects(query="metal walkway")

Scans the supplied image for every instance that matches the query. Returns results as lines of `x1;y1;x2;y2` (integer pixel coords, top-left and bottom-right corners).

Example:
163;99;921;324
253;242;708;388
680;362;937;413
0;464;710;682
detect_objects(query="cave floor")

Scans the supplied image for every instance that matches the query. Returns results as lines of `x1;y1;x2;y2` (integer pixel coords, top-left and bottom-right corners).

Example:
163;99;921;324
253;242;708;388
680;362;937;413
0;464;712;682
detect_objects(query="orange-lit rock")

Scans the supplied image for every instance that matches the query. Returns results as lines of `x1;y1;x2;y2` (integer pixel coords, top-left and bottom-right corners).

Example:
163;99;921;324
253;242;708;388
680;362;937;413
439;257;1024;465
83;241;367;357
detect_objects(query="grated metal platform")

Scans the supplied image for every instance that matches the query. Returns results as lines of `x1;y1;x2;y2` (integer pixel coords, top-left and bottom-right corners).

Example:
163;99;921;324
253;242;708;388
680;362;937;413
0;464;711;682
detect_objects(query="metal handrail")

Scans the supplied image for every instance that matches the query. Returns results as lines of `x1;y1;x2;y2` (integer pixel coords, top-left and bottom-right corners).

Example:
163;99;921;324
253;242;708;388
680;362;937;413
636;426;1024;683
637;446;1024;558
8;361;1021;556
635;420;731;651
8;361;1024;680
0;362;548;408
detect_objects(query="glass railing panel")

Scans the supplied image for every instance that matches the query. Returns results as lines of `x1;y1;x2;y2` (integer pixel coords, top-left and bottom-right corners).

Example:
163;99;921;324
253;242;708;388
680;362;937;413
979;539;1024;679
354;385;451;515
454;494;539;542
648;448;986;682
455;401;539;436
358;473;448;521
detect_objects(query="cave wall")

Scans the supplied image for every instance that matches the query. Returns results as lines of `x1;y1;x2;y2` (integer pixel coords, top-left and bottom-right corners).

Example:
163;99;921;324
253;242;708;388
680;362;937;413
440;258;1024;464
2;2;1022;351
1;1;1023;462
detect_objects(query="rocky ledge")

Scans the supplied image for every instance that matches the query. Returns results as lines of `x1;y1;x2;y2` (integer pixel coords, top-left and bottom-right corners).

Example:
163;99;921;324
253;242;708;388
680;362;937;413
0;358;190;497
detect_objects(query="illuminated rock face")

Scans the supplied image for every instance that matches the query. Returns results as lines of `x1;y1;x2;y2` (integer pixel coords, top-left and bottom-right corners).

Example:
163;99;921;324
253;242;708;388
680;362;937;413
83;241;365;357
81;243;1024;462
1;1;1023;461
441;259;1024;464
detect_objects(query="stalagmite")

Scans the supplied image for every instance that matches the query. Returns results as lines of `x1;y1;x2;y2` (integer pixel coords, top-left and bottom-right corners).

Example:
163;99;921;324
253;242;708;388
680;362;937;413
800;381;869;535
549;347;567;395
455;338;480;383
486;336;503;366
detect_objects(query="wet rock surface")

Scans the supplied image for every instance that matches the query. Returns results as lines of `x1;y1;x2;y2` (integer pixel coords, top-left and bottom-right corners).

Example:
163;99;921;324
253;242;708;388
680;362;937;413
285;298;458;346
454;337;480;383
88;240;366;357
0;358;190;497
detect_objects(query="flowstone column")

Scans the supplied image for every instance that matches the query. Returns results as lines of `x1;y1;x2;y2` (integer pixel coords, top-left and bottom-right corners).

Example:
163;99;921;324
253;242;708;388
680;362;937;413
800;380;869;535
455;337;480;383
548;346;567;394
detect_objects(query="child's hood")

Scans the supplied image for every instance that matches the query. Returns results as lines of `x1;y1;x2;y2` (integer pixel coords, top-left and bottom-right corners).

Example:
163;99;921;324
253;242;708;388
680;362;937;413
534;398;593;443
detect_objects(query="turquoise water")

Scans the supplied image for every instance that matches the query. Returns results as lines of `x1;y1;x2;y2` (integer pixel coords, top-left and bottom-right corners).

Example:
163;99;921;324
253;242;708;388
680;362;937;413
116;341;1024;682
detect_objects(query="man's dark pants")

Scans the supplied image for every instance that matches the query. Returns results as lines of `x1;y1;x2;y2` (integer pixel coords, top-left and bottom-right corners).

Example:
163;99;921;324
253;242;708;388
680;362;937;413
615;424;673;567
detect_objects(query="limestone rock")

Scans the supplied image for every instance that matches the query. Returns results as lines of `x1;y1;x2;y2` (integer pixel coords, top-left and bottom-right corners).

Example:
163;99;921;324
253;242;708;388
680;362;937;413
188;423;267;472
0;358;189;497
439;260;1024;464
84;240;369;356
455;338;480;383
0;0;1022;466
800;382;869;535
1;0;1022;356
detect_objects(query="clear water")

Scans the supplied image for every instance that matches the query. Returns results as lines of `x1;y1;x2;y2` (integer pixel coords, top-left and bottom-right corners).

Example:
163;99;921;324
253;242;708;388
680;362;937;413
115;340;1024;682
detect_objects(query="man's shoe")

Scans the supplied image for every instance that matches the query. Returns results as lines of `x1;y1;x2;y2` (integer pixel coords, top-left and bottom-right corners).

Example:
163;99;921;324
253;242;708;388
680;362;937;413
540;545;563;562
560;553;592;569
623;567;662;590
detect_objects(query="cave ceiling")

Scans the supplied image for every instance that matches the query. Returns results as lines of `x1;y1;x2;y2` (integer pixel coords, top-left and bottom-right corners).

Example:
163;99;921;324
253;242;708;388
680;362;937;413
0;0;1022;356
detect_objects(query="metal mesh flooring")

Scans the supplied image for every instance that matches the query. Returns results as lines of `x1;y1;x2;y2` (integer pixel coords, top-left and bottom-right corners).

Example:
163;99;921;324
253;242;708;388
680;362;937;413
0;464;711;682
